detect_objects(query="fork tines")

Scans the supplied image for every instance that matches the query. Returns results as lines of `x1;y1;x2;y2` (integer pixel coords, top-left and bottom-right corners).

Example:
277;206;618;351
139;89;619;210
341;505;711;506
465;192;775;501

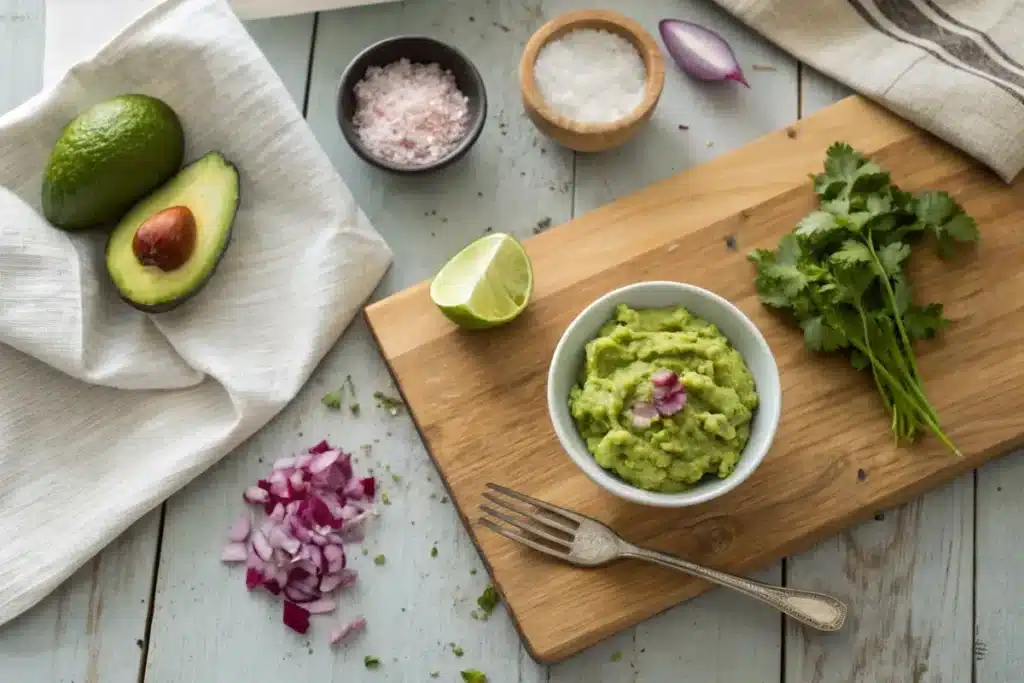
477;483;580;559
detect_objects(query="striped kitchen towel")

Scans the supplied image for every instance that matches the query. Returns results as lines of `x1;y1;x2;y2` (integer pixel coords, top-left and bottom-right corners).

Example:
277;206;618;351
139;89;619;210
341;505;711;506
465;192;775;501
711;0;1024;183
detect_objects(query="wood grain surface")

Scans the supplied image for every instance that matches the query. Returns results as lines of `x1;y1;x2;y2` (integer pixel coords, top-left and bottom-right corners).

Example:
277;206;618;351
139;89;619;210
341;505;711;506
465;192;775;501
365;94;1024;663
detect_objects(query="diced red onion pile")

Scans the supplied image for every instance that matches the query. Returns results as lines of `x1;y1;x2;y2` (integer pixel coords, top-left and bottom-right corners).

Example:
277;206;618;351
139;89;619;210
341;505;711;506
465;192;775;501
631;369;687;428
221;440;374;644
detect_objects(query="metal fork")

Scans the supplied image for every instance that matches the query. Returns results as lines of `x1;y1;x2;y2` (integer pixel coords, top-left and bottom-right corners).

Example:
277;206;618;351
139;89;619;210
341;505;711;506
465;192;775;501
478;482;846;632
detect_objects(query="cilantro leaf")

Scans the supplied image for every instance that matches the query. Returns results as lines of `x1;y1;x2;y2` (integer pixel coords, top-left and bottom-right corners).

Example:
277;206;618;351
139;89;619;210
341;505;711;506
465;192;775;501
461;671;488;683
877;242;910;276
914;191;956;225
820;198;850;215
321;390;342;409
944;213;980;242
795;211;841;242
914;191;979;259
904;303;948;340
822;142;863;184
892;273;911;314
830;240;873;269
475;585;500;620
800;315;849;352
866;193;892;215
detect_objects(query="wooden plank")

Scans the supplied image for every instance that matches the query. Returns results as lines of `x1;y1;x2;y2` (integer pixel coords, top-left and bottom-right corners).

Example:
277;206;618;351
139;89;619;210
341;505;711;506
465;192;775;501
365;89;1024;661
783;66;974;683
975;450;1024;680
144;3;564;682
549;0;792;680
0;4;161;683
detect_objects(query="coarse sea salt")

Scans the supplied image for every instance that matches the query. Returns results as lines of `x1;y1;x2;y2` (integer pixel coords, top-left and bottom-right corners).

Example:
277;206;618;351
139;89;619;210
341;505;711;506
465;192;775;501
352;58;470;167
533;28;646;124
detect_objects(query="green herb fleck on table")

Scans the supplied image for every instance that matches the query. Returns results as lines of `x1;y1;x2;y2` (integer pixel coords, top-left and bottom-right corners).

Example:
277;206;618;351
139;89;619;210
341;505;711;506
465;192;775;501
364;655;381;669
381;493;391;506
430;545;438;558
461;670;488;683
430;673;440;679
451;644;465;657
373;554;386;566
361;547;369;556
349;402;360;416
749;142;978;457
374;391;404;416
470;568;478;576
344;373;356;396
321;390;342;409
473;584;500;621
611;651;623;662
391;473;402;483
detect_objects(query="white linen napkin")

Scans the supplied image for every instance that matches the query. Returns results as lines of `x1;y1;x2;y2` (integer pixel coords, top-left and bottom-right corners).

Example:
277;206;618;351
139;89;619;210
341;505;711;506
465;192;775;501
0;0;392;626
44;0;400;87
710;0;1024;183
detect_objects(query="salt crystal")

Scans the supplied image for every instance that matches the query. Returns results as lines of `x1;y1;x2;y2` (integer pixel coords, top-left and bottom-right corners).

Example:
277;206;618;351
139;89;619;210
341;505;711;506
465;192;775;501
533;28;646;124
352;58;470;167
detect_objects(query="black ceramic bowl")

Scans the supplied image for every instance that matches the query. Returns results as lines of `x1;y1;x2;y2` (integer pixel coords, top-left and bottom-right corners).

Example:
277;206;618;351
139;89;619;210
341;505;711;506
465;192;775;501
336;35;488;175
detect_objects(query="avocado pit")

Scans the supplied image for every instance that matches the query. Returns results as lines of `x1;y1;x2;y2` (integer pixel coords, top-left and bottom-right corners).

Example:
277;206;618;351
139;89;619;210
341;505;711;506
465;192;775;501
132;205;197;271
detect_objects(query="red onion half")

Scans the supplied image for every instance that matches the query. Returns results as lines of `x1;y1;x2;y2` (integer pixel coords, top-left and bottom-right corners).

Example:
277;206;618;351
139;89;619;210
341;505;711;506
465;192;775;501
221;440;374;644
659;19;749;87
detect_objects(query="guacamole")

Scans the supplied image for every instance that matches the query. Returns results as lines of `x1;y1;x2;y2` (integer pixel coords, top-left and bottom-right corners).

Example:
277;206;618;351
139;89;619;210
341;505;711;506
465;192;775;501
568;304;759;492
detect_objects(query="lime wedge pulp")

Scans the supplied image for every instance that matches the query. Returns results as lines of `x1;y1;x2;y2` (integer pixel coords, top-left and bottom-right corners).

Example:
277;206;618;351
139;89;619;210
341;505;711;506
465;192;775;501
430;232;534;329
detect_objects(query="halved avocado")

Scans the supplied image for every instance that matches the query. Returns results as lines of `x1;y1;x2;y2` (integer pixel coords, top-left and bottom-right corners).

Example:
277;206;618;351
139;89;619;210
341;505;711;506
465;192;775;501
105;151;239;313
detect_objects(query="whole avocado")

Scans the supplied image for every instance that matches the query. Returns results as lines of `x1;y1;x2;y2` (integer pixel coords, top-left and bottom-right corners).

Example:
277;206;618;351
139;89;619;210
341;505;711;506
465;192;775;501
41;94;185;231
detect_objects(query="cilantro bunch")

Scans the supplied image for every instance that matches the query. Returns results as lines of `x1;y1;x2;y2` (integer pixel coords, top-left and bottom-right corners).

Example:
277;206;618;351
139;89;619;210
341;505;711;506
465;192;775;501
749;142;979;456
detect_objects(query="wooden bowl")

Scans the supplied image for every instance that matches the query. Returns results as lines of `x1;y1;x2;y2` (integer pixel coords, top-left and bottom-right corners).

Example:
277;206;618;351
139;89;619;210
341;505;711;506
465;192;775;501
519;10;665;153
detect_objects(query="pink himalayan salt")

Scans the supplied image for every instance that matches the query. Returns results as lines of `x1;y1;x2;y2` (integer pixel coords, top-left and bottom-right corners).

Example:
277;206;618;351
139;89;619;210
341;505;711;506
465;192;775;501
352;58;470;167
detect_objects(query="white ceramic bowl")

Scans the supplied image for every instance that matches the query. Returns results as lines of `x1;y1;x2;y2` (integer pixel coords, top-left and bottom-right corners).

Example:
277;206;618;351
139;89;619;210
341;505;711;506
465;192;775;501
547;281;782;508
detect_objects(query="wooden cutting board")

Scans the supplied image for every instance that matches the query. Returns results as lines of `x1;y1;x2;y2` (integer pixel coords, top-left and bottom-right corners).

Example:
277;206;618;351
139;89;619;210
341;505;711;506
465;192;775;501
364;95;1024;663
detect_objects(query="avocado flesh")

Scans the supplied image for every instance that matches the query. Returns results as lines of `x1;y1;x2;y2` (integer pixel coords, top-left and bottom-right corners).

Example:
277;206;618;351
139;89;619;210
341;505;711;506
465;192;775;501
42;94;185;231
105;151;239;313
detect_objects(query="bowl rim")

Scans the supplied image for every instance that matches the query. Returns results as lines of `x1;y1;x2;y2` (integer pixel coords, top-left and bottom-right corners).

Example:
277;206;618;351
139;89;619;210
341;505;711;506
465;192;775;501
335;34;488;175
546;280;782;508
519;9;666;136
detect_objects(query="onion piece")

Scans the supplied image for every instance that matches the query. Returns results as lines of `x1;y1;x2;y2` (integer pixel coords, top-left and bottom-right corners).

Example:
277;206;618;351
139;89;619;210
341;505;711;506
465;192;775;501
243;486;269;504
650;369;678;387
282;601;311;634
304;598;337;614
655;388;688;416
251;531;273;561
220;542;249;563
659;19;749;87
319;573;345;593
226;514;251;543
631;401;659;428
273;456;297;470
328;616;366;646
309;449;341;474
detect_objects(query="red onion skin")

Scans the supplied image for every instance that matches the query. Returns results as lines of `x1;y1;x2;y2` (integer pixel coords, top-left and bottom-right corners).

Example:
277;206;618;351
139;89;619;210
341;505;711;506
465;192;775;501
659;19;749;87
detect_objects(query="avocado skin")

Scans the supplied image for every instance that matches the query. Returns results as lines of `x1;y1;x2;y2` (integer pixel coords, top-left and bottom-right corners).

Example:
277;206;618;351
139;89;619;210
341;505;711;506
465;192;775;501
105;152;240;314
42;94;185;231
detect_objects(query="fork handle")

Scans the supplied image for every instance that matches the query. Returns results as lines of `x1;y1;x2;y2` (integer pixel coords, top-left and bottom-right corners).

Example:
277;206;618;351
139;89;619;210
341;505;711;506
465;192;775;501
622;545;846;631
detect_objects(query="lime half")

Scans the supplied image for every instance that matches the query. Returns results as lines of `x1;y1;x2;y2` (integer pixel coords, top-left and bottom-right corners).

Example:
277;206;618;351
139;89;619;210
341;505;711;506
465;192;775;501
430;232;534;329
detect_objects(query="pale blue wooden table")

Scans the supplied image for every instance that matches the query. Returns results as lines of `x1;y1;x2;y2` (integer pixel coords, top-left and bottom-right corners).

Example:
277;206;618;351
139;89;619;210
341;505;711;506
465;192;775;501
0;1;1019;681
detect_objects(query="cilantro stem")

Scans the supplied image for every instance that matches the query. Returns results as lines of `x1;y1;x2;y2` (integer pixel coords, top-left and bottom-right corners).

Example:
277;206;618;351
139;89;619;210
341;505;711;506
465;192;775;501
865;234;937;421
848;338;960;456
